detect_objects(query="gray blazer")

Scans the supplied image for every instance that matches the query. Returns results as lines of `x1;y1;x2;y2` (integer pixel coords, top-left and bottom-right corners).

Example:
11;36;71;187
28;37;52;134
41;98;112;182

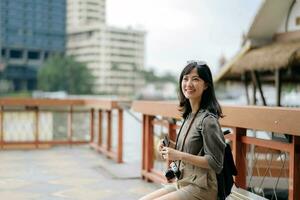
176;110;226;198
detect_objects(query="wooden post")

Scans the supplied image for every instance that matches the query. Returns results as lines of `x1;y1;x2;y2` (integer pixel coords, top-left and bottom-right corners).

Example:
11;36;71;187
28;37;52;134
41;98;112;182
251;76;257;105
242;72;250;105
168;120;177;166
98;110;102;146
168;119;177;144
289;135;300;200
232;127;247;188
251;70;267;106
117;109;123;163
144;115;154;180
90;108;94;143
107;110;112;151
0;106;3;149
35;107;39;148
275;69;282;106
142;115;146;177
67;106;73;144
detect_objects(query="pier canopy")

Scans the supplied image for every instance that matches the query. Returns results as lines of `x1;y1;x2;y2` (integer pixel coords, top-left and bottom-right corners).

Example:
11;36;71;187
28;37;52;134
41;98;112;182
215;39;300;83
214;0;300;106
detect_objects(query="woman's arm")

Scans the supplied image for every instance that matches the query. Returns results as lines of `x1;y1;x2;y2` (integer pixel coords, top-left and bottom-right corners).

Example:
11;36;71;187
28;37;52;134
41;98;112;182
161;115;225;172
168;140;176;148
161;147;211;169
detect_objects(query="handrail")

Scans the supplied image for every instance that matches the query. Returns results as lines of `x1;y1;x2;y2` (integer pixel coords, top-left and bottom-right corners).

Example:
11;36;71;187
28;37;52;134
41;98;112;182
133;101;300;136
0;98;125;163
132;101;180;119
132;100;300;200
0;98;119;109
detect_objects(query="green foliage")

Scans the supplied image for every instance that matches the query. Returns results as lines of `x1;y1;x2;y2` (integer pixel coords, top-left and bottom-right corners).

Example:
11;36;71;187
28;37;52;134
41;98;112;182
140;68;177;84
0;91;31;97
38;55;95;94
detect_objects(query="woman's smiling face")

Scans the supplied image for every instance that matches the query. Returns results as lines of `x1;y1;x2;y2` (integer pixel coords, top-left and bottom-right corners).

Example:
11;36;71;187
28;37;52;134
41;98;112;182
181;67;207;101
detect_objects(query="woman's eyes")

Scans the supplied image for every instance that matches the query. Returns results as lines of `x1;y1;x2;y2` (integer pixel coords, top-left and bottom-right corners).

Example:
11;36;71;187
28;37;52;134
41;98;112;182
183;77;200;81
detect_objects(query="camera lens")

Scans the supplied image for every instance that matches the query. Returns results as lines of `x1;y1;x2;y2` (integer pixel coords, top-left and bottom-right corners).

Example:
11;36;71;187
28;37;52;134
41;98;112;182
165;169;175;180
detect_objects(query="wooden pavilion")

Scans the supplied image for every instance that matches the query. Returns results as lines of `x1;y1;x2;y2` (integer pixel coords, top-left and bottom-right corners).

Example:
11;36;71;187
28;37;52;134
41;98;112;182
215;0;300;107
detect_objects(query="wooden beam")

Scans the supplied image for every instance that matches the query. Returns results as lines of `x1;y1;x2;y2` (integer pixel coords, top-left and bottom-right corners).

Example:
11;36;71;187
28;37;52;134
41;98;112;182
142;115;146;173
289;136;300;200
0;106;3;149
232;127;247;188
67;106;73;144
251;73;257;105
0;98;120;110
132;101;180;119
242;72;250;105
275;68;282;106
98;110;103;146
144;115;154;179
251;70;267;106
106;111;112;151
240;136;292;152
90;108;94;143
35;107;39;148
168;120;177;145
220;106;300;136
117;109;123;163
2;141;88;145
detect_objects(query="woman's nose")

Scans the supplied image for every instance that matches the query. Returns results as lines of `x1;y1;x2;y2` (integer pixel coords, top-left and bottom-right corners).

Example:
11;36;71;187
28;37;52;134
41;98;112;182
186;79;193;86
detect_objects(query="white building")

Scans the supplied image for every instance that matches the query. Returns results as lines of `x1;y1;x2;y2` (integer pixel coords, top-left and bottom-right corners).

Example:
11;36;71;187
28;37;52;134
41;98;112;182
66;0;145;96
67;0;106;26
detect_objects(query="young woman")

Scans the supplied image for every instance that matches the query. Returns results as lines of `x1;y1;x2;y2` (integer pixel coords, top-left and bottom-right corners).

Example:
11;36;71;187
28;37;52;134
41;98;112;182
139;61;226;200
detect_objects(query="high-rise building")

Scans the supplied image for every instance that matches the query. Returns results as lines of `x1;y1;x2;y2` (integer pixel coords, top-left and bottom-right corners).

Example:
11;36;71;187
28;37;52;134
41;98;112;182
67;0;145;97
0;0;66;91
67;0;106;27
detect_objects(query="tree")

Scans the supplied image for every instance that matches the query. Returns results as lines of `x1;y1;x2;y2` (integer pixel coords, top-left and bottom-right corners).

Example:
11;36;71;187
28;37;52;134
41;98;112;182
38;55;95;94
139;68;177;84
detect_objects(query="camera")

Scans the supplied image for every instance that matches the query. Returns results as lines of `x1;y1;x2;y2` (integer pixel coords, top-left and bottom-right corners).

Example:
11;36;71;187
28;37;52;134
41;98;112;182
161;136;181;181
165;162;181;181
162;136;170;147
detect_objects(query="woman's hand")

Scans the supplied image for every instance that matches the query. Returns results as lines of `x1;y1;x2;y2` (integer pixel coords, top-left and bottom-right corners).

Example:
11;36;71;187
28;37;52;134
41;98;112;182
158;139;164;152
160;147;182;161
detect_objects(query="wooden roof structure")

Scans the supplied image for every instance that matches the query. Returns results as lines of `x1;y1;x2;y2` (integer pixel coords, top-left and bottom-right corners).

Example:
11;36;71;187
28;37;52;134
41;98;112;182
215;37;300;83
214;0;300;107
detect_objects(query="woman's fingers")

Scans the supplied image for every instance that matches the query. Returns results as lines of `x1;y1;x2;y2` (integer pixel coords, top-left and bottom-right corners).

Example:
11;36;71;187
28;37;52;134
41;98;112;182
160;147;168;159
158;139;164;151
161;147;171;160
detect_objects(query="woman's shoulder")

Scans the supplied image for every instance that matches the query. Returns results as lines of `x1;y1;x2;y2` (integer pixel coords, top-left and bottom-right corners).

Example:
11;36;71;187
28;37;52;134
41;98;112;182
197;109;218;119
195;110;219;127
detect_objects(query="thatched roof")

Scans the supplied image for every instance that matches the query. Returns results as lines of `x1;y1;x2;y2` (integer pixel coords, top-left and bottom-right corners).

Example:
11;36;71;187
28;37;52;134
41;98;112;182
214;40;300;82
233;40;300;72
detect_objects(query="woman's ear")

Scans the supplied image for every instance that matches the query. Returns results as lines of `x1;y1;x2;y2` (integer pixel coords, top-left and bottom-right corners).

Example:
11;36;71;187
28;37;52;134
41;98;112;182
204;83;208;90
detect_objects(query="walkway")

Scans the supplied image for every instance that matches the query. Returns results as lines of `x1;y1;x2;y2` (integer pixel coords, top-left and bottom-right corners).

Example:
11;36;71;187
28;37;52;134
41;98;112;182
0;146;160;200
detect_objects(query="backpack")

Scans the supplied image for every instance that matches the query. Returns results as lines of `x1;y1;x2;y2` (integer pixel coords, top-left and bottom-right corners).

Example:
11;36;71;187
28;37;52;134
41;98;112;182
198;113;237;200
216;138;238;200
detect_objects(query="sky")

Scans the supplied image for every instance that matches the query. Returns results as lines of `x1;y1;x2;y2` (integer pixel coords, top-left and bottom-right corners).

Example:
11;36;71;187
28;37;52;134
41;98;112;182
106;0;262;76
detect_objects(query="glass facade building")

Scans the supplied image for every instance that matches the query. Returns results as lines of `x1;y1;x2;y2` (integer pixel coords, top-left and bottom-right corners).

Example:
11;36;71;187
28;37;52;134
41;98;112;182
0;0;66;90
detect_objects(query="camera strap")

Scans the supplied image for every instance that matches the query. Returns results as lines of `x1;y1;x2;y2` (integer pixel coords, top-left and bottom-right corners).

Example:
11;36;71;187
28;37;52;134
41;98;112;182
175;108;201;170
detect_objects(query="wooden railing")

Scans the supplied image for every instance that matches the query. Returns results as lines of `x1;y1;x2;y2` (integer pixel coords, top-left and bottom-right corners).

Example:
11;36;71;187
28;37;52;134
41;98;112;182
0;98;124;163
132;101;300;200
87;99;125;163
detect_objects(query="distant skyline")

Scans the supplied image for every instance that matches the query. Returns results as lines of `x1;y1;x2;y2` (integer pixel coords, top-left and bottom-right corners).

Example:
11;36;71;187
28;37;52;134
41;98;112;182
107;0;262;76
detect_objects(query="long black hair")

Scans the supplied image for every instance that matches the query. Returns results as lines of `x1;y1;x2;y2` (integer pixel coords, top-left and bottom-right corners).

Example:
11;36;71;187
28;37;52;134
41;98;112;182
178;62;223;119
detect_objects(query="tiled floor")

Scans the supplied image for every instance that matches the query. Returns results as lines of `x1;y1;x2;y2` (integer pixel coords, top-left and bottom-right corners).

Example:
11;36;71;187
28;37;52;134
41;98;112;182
0;146;160;200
